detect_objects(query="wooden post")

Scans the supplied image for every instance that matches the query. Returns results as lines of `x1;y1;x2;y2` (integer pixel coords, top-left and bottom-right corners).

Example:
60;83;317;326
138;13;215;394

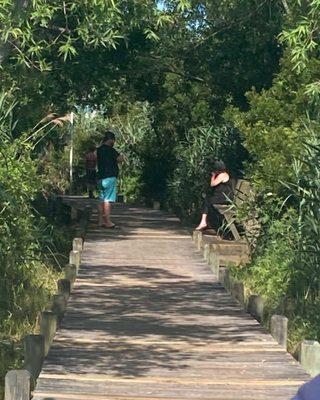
73;237;83;252
75;226;84;238
223;268;231;290
192;230;203;251
197;232;203;251
81;205;92;230
270;315;288;349
247;295;264;322
40;311;57;356
69;250;81;271
5;370;31;400
65;263;77;288
300;340;320;377
70;206;78;221
232;282;245;305
52;294;67;321
69;111;74;194
153;201;160;210
203;243;210;263
228;272;234;293
23;334;44;378
209;249;220;276
192;230;199;244
84;204;92;217
219;267;227;287
57;279;71;301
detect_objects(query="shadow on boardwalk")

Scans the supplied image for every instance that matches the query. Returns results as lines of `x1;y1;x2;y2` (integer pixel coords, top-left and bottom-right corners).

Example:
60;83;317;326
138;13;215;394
34;204;308;400
47;264;271;378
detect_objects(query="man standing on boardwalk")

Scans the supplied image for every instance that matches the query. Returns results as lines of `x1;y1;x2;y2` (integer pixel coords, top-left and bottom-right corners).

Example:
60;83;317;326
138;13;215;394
97;131;124;228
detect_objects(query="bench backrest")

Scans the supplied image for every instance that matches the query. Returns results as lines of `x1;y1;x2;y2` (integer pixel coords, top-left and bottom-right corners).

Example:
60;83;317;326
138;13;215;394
233;179;251;206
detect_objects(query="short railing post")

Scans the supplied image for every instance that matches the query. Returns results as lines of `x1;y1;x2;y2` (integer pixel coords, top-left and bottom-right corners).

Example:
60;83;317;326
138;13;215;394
153;201;160;210
270;315;288;349
23;334;45;379
192;230;198;243
219;267;227;287
300;340;320;377
64;263;77;288
223;268;231;290
203;243;210;262
209;249;220;276
52;294;67;321
57;279;71;301
5;370;31;400
228;273;235;293
192;230;203;251
247;294;264;322
70;206;78;221
69;250;81;272
232;282;245;305
40;311;57;356
80;205;91;231
72;237;83;252
75;226;84;238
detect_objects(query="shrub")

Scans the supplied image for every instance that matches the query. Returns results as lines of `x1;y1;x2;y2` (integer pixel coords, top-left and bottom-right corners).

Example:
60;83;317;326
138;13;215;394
166;124;245;218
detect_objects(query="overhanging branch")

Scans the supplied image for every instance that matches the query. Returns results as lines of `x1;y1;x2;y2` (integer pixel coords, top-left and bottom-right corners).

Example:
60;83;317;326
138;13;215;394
0;0;29;65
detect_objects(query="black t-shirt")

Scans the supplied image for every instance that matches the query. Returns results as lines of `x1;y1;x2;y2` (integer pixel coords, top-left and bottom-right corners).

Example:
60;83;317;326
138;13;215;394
97;144;120;179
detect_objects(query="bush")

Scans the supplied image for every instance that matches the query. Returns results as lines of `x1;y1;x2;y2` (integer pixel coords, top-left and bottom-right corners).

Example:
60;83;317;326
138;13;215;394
233;207;298;310
231;121;320;350
166;124;245;219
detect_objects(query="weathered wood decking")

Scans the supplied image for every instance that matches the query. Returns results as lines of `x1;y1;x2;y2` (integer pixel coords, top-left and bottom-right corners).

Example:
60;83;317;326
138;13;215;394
33;203;309;400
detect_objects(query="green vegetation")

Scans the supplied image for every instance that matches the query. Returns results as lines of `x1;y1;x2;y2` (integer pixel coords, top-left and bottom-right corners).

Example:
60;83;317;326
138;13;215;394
227;0;320;351
1;0;320;392
0;93;69;398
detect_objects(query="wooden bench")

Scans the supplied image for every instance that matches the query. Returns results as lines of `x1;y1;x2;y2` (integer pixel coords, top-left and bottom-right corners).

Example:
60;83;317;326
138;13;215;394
213;179;253;242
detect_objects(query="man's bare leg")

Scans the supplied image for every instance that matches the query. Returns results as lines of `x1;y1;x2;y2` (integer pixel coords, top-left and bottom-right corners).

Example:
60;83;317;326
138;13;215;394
98;201;115;227
103;201;112;226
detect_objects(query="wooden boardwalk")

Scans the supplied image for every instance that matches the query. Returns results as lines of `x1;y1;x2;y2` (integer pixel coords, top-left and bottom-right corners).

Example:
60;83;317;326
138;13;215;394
33;204;309;400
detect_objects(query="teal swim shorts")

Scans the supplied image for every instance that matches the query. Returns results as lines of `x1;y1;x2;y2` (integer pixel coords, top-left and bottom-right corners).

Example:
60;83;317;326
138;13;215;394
99;177;117;202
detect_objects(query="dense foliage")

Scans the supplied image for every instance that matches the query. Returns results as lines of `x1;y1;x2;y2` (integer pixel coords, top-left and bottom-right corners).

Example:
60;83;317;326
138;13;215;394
1;0;320;391
0;93;69;398
228;0;320;350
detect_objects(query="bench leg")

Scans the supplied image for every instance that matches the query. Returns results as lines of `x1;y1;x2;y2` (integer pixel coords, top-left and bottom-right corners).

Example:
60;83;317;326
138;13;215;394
224;214;241;241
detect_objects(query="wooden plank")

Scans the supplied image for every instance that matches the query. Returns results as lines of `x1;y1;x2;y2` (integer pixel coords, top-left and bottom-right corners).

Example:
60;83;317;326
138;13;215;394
33;383;300;400
37;374;306;385
33;392;298;400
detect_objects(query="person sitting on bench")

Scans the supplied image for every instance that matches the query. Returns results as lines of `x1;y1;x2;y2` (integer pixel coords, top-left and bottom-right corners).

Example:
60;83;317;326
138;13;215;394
195;160;233;232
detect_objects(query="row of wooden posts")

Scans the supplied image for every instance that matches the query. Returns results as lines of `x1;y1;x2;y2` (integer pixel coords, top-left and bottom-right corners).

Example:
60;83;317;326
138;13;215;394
193;230;320;378
4;206;91;400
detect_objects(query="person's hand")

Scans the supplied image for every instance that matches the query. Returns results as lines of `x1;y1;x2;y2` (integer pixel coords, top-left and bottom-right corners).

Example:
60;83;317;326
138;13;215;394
117;154;125;163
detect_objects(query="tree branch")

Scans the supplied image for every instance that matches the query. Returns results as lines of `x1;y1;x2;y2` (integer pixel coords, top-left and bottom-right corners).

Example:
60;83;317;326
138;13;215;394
0;0;29;64
281;0;291;15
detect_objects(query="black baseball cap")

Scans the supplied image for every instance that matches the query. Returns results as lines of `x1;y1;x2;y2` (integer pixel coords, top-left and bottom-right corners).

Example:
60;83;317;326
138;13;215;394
103;131;116;141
